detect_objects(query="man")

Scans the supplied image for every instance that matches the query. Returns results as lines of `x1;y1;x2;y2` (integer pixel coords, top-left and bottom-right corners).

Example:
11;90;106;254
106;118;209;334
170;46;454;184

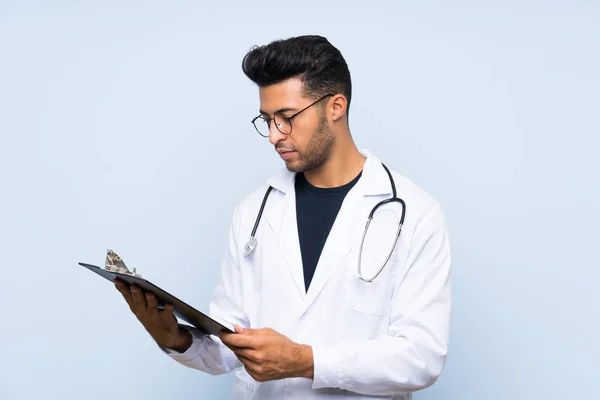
115;35;452;399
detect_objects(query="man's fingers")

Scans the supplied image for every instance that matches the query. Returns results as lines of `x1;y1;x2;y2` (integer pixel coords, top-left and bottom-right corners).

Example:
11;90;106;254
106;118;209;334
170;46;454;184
130;285;148;313
160;303;175;321
115;280;136;313
231;351;264;376
241;360;270;383
114;279;130;297
235;325;276;337
159;303;178;331
237;354;260;370
221;332;258;350
145;292;159;319
221;342;245;354
241;327;267;336
228;347;262;363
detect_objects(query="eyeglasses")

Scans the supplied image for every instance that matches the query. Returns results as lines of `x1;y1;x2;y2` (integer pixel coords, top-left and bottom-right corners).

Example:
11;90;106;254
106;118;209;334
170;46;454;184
251;94;334;138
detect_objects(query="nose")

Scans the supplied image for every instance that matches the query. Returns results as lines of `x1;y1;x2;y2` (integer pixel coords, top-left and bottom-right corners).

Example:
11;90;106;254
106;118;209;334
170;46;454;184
268;122;287;145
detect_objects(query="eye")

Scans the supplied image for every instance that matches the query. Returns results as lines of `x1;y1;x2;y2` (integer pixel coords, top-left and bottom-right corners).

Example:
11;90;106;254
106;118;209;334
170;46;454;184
258;115;270;124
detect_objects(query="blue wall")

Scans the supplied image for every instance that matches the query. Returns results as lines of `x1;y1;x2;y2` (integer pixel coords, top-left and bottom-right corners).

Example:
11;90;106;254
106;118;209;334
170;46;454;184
1;1;598;399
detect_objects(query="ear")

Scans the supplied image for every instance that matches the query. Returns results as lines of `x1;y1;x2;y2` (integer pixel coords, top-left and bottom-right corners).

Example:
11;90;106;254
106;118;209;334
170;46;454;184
330;94;347;122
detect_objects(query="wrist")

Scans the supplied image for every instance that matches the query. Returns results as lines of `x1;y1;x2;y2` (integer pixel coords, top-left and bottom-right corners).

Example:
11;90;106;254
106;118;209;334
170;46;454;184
167;328;193;353
297;344;314;379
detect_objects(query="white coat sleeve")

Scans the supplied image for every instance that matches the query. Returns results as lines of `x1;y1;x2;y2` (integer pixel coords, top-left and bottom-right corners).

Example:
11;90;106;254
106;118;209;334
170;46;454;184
161;207;246;375
311;202;452;396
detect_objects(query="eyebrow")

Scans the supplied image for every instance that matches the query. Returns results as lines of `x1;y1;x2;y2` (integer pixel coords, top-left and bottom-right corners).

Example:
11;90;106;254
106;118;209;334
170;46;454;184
259;106;297;117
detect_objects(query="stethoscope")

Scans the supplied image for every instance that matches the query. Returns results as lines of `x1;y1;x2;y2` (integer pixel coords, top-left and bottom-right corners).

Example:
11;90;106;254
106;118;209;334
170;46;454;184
243;162;406;282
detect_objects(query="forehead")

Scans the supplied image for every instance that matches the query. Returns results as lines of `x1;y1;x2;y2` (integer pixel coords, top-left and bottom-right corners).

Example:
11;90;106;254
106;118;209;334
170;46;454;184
258;78;307;113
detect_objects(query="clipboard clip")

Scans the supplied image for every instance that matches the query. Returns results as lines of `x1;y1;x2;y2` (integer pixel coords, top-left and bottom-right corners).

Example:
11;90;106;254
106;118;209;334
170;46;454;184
105;249;143;278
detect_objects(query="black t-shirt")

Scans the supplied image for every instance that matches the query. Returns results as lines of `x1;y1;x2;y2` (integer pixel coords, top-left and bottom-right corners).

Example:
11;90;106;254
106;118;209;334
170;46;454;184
295;171;362;292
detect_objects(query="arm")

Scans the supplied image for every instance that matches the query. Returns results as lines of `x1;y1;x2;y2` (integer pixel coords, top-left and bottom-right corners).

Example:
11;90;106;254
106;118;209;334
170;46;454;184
162;207;247;375
311;202;452;396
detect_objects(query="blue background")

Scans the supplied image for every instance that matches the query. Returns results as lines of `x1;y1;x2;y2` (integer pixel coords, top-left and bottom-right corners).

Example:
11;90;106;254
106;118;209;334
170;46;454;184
1;1;598;399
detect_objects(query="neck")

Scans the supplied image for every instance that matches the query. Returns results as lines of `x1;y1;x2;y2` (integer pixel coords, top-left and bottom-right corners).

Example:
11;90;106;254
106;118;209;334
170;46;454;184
303;135;366;188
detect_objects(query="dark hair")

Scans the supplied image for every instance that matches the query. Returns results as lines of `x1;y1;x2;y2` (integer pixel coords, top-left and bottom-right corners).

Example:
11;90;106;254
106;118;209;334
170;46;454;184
242;35;352;117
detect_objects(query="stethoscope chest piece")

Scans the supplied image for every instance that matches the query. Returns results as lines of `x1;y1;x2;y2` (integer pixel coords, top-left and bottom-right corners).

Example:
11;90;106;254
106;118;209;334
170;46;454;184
243;236;258;257
243;186;273;258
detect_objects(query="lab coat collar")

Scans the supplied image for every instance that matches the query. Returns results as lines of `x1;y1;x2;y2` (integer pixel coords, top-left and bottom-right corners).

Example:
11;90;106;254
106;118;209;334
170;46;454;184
265;149;392;196
263;149;395;308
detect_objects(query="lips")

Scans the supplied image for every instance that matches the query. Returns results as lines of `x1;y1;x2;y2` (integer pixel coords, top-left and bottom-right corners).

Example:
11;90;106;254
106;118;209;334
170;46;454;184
276;147;295;153
278;150;296;160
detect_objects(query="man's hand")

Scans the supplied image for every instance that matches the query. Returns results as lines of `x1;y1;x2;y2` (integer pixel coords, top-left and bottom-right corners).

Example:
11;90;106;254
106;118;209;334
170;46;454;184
220;325;314;382
114;278;192;353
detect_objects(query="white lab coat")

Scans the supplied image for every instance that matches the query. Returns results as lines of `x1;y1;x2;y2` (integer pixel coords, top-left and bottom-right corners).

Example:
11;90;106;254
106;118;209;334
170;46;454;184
165;149;452;399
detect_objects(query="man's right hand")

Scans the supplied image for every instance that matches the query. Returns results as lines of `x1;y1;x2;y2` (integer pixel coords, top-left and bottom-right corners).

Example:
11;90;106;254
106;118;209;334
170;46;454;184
114;278;192;353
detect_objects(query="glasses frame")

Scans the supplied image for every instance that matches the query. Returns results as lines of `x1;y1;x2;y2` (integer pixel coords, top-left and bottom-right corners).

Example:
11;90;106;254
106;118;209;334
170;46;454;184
251;93;335;138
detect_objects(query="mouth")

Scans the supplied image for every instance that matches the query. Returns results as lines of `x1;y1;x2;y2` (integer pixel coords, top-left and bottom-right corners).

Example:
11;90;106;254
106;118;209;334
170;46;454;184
277;149;296;160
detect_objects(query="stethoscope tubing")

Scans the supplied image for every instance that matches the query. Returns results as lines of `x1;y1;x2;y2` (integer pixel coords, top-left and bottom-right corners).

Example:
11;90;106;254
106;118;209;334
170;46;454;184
244;162;406;282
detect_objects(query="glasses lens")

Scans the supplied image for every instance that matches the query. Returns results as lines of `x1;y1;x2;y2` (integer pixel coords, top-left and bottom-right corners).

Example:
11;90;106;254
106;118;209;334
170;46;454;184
254;117;270;137
253;115;293;138
273;115;292;135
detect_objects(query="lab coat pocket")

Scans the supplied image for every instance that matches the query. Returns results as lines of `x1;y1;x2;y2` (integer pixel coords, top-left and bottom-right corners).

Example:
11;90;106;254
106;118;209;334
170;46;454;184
232;369;257;399
345;255;396;316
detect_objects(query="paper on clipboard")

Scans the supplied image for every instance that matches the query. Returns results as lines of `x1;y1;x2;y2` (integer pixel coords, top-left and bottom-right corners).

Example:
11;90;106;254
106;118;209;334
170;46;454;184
79;249;234;336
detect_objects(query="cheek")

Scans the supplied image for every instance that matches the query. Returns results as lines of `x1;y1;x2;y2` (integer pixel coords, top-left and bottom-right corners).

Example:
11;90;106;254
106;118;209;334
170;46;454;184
290;132;310;153
293;125;319;153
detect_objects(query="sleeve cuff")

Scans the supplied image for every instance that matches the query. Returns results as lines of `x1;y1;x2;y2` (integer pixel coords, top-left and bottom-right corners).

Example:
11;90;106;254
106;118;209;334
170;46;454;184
311;344;343;390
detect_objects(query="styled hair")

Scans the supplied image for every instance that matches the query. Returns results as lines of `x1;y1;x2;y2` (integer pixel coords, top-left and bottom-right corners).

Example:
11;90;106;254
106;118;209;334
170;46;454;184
242;35;352;117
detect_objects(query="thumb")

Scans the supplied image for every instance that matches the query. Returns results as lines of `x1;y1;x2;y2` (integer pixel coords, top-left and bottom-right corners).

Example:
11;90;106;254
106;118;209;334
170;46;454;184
234;324;252;334
235;325;263;336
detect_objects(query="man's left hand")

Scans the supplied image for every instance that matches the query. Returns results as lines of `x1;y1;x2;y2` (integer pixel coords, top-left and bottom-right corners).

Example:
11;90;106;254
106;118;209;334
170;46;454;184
220;325;314;382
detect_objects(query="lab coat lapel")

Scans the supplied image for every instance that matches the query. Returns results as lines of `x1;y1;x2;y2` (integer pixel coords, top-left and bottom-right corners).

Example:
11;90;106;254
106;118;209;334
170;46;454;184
276;191;307;300
264;172;306;301
263;176;363;310
299;151;393;315
263;151;393;316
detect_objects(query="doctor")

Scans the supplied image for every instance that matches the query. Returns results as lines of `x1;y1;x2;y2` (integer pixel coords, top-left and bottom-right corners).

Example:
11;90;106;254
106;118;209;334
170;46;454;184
115;35;452;399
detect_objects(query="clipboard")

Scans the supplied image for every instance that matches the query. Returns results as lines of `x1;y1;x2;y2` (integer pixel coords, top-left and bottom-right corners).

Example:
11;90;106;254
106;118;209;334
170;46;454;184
78;261;234;336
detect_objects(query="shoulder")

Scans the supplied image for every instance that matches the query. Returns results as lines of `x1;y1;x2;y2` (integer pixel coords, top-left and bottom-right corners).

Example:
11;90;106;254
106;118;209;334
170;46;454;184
228;167;289;231
389;169;441;215
384;167;449;240
362;150;443;220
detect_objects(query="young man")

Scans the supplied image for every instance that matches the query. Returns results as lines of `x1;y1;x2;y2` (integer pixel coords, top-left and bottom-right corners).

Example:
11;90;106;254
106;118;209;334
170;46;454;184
115;35;452;399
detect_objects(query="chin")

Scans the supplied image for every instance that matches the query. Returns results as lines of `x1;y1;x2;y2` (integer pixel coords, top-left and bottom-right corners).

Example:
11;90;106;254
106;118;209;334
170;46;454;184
284;160;304;173
285;164;301;173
